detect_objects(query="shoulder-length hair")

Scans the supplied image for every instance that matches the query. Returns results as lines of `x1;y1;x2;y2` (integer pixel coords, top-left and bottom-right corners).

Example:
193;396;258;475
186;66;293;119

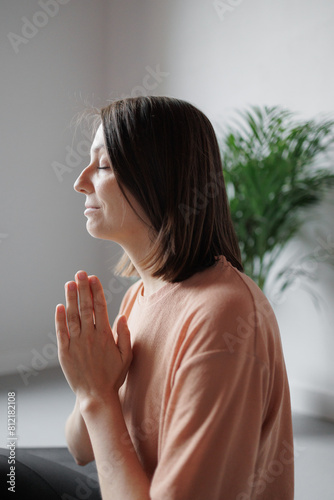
100;96;243;282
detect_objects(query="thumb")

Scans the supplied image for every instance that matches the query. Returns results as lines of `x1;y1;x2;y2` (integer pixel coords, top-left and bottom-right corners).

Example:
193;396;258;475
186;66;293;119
116;315;132;359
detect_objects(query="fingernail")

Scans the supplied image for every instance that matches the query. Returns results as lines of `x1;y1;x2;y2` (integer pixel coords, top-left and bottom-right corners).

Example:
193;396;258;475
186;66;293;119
77;271;86;281
57;304;65;314
68;282;76;291
90;276;98;284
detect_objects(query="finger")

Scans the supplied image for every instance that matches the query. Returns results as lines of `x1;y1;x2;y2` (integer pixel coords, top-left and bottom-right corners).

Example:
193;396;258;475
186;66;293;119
75;271;95;332
88;275;110;332
55;304;70;351
65;281;81;338
116;315;132;362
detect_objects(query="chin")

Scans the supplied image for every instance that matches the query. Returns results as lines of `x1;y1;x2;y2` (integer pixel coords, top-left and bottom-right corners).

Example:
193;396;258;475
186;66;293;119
86;222;104;239
86;222;116;241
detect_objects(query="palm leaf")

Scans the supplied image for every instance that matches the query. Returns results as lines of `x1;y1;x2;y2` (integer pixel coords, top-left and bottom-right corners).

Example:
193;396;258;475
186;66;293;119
219;105;334;297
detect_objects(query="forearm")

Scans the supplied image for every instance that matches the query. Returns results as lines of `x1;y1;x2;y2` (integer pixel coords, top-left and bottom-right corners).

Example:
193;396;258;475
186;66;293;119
65;397;94;465
80;393;151;500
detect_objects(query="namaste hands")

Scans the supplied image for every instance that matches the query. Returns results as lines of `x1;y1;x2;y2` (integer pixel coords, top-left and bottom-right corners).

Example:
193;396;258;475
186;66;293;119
55;271;132;404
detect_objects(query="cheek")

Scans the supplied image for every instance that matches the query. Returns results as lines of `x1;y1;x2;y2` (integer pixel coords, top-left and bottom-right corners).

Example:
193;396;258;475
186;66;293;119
95;177;112;197
97;178;124;209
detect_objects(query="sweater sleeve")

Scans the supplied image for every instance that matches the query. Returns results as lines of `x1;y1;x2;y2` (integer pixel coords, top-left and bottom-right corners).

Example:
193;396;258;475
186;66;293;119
150;350;276;500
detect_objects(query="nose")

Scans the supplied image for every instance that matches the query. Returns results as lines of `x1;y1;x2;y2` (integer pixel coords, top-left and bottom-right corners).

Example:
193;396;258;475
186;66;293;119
74;165;93;194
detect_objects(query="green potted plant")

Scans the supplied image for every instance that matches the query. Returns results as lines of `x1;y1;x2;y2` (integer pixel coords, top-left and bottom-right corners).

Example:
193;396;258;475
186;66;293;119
219;105;334;300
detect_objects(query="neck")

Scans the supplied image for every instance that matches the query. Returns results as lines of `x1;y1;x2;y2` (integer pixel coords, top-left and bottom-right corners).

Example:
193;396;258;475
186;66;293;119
139;272;167;297
119;241;167;298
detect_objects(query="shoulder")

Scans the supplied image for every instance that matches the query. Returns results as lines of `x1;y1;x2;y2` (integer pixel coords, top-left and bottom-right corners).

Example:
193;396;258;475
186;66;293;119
178;256;263;324
174;257;280;365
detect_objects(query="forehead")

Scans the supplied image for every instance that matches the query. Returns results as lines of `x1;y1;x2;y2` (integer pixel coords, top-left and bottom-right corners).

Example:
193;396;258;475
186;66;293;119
90;125;106;155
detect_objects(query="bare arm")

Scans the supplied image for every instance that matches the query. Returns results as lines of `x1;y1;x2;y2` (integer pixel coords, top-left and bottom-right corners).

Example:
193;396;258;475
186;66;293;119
65;396;94;465
80;393;151;500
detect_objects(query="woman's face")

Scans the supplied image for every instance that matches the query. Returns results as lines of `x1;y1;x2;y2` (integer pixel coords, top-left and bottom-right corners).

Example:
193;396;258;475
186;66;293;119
74;124;149;246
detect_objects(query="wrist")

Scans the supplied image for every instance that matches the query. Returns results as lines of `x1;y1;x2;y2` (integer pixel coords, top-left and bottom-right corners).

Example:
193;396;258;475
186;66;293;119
78;390;120;416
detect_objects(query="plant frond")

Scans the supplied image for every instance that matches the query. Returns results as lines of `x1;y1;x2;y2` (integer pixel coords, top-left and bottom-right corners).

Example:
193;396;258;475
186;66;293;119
219;104;334;299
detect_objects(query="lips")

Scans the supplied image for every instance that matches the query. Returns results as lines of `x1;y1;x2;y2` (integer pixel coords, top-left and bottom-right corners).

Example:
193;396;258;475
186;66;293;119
84;206;100;216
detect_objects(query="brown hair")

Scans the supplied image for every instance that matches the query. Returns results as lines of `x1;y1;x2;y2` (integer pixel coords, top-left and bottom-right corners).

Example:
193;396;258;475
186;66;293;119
100;96;243;282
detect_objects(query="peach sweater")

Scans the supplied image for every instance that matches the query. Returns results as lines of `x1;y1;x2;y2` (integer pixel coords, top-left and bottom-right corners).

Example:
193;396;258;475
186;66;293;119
114;256;294;499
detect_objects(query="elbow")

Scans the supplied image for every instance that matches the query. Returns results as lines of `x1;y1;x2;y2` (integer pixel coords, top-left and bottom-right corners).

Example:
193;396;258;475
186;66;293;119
68;446;93;467
74;457;90;466
71;451;93;466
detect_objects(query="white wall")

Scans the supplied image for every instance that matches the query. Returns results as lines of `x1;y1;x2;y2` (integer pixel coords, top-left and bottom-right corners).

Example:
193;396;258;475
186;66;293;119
1;0;334;447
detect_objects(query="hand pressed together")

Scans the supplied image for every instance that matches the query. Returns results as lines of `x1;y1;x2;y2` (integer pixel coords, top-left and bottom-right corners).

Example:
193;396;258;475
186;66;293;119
55;271;133;406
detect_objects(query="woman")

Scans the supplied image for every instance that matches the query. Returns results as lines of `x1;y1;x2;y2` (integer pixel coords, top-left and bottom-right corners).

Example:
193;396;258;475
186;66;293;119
55;96;294;500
